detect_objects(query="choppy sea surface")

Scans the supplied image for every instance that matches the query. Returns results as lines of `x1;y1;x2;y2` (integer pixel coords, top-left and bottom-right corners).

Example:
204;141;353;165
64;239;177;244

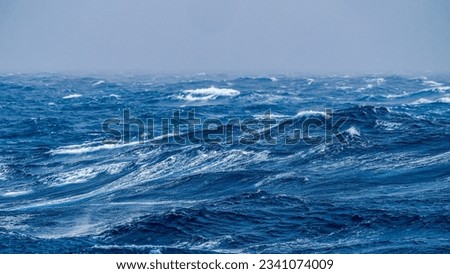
0;74;449;253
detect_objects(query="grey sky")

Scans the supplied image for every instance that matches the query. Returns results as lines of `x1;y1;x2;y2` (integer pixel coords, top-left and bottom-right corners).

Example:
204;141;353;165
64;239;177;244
0;0;449;74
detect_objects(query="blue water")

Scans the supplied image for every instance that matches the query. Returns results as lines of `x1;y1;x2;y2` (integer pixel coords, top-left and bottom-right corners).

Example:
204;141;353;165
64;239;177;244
0;74;449;253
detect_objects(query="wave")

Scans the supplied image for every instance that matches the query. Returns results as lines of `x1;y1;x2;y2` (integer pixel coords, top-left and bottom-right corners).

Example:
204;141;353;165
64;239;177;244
92;80;105;87
2;74;450;254
411;97;450;105
419;86;450;93
365;77;385;85
375;120;402;131
1;190;33;197
178;86;240;101
295;110;326;117
423;80;443;87
62;93;82;99
108;94;120;99
49;141;140;155
345;126;360;137
42;163;127;187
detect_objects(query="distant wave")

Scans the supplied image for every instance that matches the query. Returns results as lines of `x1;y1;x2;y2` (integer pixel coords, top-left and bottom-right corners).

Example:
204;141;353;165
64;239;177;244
411;97;450;105
296;110;326;117
419;86;450;93
62;93;82;99
178;86;240;101
92;80;105;87
423;80;443;87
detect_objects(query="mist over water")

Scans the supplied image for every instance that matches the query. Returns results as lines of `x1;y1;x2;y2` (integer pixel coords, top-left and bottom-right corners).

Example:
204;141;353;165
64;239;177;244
0;0;449;74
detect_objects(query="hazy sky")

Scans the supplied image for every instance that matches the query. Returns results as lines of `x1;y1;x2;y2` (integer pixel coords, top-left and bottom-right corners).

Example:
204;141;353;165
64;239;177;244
0;0;449;74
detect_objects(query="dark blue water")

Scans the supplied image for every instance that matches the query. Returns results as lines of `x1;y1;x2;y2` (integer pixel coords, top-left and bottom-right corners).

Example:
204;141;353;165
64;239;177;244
0;74;449;253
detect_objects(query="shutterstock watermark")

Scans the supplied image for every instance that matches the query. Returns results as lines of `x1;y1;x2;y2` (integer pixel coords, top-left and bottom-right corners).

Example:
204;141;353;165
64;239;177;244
102;109;348;146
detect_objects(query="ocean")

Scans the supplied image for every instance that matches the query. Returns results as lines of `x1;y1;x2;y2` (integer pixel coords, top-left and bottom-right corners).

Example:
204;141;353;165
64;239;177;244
0;74;449;253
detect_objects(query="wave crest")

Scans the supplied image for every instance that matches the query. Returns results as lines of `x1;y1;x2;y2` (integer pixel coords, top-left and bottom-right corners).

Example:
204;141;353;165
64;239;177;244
178;86;240;101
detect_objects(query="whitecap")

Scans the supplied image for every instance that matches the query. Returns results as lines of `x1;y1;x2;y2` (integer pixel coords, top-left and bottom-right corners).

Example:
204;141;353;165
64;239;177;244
254;171;299;187
49;141;139;155
92;80;105;87
411;97;450;105
62;93;82;99
438;97;450;103
423;80;443;87
252;113;289;119
365;77;385;85
44;163;127;187
178;86;240;101
375;120;402;131
295;110;326;117
385;92;409;99
419;86;450;93
108;94;120;99
1;189;33;197
411;98;433;105
346;126;360;137
46;167;100;186
437;86;450;92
